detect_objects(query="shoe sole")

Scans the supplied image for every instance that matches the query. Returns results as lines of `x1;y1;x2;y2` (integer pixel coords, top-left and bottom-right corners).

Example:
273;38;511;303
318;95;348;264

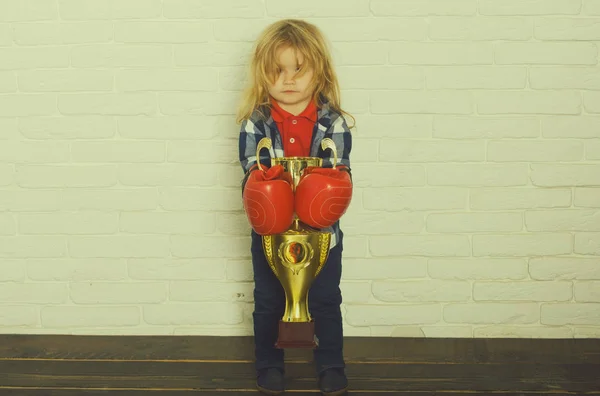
321;387;348;396
256;382;284;396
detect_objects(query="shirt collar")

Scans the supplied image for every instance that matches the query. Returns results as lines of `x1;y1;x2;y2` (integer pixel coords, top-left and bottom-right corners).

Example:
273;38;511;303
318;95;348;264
270;97;318;123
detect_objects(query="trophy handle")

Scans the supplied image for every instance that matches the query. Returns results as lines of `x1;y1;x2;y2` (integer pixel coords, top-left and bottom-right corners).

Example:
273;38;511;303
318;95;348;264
321;138;337;167
256;138;272;172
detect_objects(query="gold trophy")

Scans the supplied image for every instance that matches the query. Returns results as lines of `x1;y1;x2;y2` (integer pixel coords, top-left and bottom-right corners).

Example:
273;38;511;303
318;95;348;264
255;137;338;348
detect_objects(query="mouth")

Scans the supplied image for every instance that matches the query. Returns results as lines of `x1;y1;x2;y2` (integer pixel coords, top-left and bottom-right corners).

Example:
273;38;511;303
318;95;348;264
282;90;297;93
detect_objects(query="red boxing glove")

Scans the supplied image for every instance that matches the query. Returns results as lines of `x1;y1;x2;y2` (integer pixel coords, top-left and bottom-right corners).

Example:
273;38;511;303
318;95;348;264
295;167;353;229
242;165;294;235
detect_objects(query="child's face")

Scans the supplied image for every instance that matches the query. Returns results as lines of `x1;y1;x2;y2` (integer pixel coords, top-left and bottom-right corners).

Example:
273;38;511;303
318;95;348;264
267;45;314;115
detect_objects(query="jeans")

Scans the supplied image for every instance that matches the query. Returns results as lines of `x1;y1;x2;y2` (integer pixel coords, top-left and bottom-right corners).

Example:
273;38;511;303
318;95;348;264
250;230;345;375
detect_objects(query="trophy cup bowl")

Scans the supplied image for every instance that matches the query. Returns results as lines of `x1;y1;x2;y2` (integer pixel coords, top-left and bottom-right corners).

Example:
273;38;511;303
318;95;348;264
255;137;338;348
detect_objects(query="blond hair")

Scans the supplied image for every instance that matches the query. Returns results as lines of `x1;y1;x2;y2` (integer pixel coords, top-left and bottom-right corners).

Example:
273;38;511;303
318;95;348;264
236;19;354;127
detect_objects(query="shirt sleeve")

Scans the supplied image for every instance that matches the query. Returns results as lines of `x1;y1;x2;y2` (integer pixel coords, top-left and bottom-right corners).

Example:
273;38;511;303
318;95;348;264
326;114;352;171
238;118;268;174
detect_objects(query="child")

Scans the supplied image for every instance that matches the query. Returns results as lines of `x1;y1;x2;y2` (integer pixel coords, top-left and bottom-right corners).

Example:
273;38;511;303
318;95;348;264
237;19;354;396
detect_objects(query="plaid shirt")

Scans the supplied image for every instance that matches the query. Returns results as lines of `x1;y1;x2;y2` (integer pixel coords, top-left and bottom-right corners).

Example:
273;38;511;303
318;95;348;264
238;96;352;250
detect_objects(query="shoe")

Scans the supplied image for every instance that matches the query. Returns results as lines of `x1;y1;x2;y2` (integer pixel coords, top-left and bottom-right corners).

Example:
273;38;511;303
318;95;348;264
318;368;348;395
256;367;285;395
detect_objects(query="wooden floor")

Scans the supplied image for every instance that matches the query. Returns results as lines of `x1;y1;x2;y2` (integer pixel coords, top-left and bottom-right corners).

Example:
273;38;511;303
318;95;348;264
0;335;598;395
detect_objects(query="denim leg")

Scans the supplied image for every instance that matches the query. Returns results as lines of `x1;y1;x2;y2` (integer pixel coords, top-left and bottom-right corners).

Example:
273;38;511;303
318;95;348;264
309;241;345;374
251;231;285;373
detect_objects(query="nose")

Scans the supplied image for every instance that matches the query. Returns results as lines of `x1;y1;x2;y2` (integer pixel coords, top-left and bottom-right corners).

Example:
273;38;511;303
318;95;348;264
283;70;295;84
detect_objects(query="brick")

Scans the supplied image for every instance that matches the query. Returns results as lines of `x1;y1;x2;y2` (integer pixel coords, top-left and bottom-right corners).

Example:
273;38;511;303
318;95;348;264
371;0;476;15
479;0;582;15
575;232;600;255
531;164;600;186
226;259;253;282
363;187;467;211
370;235;470;257
0;283;67;304
355;115;433;138
20;116;115;139
72;141;164;163
265;0;369;17
174;43;253;67
0;213;15;235
470;188;572;210
380;139;484;162
530;258;600;280
18;70;113;92
119;164;218;187
372;91;473;114
61;189;158;211
117;115;230;140
216;212;251;236
584;0;600;14
352;164;426;188
488;140;584;162
428;164;529;187
71;45;172;68
474;326;573;338
59;0;162;19
13;21;112;45
0;47;69;70
0;23;12;45
158;188;241;211
433;116;539;138
331;43;389;66
535;18;600;40
343;212;424;235
0;118;17;139
541;303;600;325
390;43;493;65
213;19;269;42
430;17;531;40
59;93;156;115
473;281;572;301
115;22;211;43
170;281;254;303
158;92;237;116
575;281;600;302
445;303;539;324
587;140;600;160
574;327;600;338
426;66;526;89
373;280;471;302
19;212;118;235
0;141;69;163
0;0;58;21
575;188;600;207
27;258;128;281
530;67;600;89
71;282;167;304
120;212;215;234
15;165;117;188
428;258;528;280
218;165;246;189
345;304;441;326
143;303;243;325
338;66;423;90
0;306;38;326
116;70;218;92
495;42;597;65
422;326;473;337
171;236;248;258
343;258;427;280
317;17;427;41
341;236;369;258
219;66;246;91
164;0;264;18
167;140;237;164
0;261;26;281
473;234;572;257
340;282;373;304
0;94;56;116
0;164;13;186
477;91;581;114
341;90;370;114
526;210;600;231
0;190;62;211
41;306;140;327
427;212;523;233
129;258;226;281
584;92;600;113
542;116;600;138
0;236;66;257
68;236;170;258
0;71;17;92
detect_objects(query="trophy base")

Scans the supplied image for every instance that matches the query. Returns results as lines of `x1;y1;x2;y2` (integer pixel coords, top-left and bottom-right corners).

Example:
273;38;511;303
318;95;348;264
275;320;319;349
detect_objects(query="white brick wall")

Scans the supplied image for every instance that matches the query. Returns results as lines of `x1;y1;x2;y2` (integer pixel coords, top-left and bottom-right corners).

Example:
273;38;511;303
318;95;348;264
0;0;599;339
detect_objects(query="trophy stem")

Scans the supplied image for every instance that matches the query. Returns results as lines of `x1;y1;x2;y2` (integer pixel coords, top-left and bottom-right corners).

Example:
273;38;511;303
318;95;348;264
282;289;310;322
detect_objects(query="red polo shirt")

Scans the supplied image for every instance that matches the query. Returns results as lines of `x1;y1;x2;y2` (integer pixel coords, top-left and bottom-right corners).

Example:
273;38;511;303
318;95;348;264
270;98;317;157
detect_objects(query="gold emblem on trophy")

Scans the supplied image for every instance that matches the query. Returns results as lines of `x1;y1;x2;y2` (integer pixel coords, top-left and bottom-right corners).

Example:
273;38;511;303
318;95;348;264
255;137;338;348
